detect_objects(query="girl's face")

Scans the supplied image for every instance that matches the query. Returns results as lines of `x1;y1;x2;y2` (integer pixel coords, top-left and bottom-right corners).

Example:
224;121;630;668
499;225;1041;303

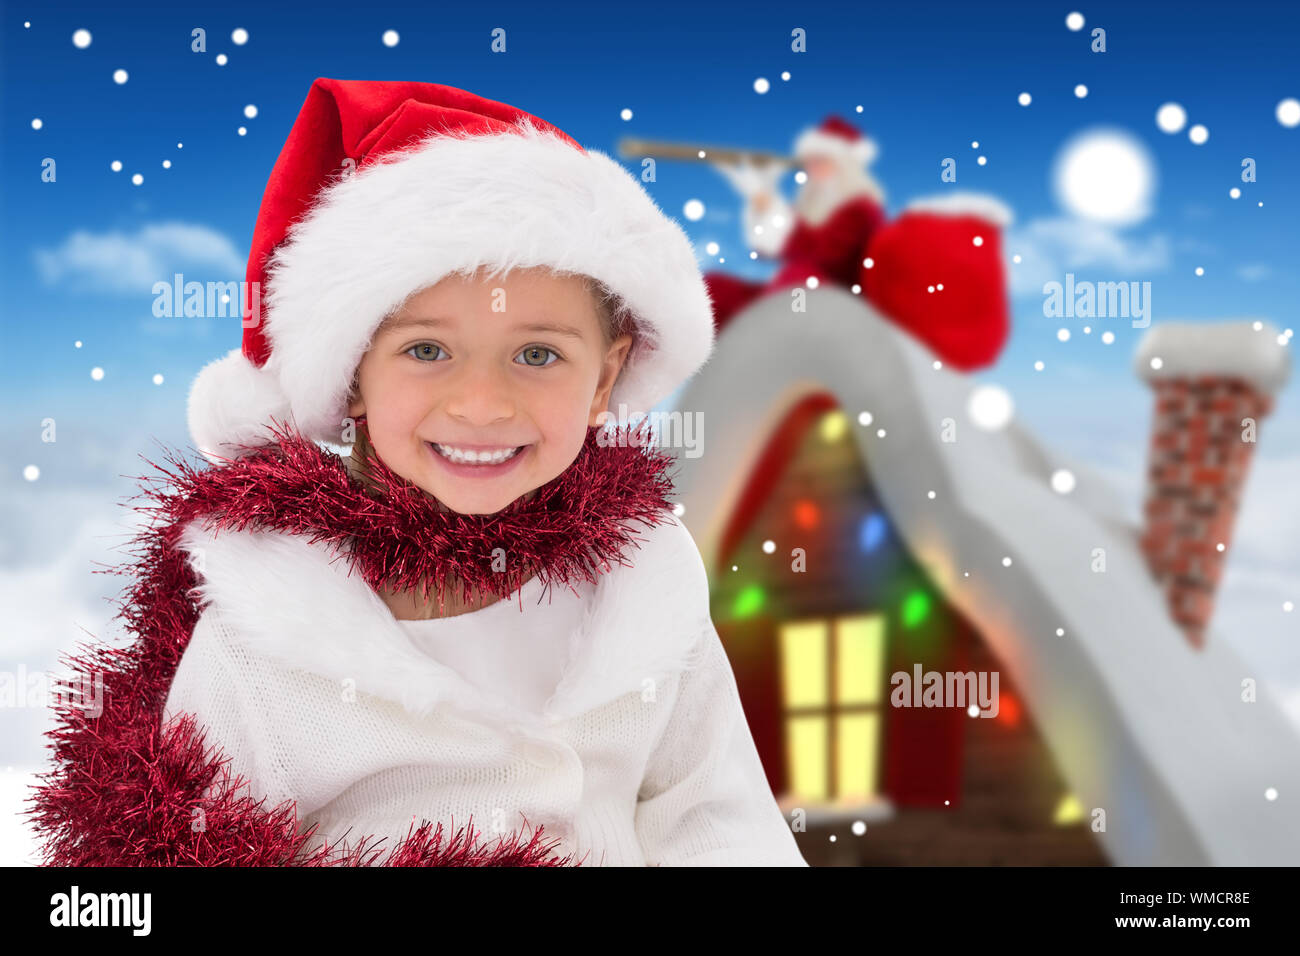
348;267;633;516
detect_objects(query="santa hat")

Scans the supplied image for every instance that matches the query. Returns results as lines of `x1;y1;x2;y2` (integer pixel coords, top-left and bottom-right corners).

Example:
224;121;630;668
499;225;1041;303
188;78;715;462
793;115;879;168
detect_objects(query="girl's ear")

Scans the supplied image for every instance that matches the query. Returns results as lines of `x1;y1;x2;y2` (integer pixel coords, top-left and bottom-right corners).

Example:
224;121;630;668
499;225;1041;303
346;372;363;418
589;333;634;425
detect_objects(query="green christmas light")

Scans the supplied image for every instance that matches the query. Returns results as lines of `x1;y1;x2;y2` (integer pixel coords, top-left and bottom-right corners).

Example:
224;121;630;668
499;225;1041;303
733;584;765;619
901;589;931;629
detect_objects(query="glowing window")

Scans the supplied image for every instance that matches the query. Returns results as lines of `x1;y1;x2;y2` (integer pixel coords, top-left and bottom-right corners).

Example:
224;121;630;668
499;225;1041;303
778;614;886;803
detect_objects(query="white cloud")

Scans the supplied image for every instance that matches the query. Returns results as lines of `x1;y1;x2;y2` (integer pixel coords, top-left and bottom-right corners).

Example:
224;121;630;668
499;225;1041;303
1006;216;1171;298
1232;454;1300;570
1202;453;1300;717
0;507;138;659
0;506;139;775
32;222;246;296
1236;263;1272;282
0;767;44;866
0;422;188;768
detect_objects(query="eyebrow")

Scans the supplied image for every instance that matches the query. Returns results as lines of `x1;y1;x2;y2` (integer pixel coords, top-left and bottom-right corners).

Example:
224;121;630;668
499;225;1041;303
384;315;587;341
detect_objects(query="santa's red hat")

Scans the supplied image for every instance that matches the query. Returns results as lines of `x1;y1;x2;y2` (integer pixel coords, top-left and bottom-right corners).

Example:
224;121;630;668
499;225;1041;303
189;78;715;462
794;115;879;168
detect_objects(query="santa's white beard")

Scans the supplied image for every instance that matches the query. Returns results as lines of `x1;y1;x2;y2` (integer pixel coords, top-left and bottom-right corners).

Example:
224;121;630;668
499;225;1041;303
795;168;885;226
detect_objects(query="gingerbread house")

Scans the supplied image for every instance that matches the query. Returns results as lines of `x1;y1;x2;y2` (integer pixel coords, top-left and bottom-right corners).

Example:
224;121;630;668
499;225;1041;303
663;286;1296;866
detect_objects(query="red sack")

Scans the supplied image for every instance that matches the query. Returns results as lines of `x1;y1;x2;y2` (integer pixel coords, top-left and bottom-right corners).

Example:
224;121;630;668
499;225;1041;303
860;195;1012;370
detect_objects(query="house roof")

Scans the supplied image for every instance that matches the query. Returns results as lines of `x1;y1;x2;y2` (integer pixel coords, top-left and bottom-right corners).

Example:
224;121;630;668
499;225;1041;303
667;286;1300;865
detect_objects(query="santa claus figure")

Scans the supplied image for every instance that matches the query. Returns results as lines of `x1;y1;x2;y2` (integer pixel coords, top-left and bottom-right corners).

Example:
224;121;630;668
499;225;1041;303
706;116;886;331
705;115;1014;371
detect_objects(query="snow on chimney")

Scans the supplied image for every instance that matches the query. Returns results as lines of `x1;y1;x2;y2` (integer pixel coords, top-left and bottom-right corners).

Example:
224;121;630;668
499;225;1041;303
1135;321;1291;648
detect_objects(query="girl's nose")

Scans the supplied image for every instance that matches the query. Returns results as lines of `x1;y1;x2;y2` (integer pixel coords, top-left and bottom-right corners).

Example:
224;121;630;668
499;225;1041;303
443;361;517;425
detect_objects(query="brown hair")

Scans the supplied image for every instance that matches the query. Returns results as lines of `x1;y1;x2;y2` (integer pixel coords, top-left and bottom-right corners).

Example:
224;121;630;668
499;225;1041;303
345;270;635;485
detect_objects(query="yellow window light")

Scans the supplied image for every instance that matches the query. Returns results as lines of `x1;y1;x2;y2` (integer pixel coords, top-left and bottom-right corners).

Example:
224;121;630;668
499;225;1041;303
787;715;828;801
835;614;885;706
779;620;828;708
835;713;879;800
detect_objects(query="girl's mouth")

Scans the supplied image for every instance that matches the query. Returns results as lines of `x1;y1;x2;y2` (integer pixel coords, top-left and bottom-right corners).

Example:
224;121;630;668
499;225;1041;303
427;441;530;477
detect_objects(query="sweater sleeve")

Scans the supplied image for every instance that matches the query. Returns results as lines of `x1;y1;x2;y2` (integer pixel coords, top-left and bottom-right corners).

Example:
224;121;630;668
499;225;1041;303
633;621;809;866
162;607;313;820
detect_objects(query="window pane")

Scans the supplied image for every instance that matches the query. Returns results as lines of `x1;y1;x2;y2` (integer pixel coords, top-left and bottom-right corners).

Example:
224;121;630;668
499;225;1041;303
835;614;885;705
779;620;828;708
835;713;879;800
787;715;828;800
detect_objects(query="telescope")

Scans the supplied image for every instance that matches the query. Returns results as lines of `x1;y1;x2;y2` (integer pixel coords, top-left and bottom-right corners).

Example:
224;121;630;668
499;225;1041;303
615;136;795;168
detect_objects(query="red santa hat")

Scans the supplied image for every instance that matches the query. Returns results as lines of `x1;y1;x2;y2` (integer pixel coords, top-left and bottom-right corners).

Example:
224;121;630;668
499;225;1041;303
188;78;715;462
793;115;879;168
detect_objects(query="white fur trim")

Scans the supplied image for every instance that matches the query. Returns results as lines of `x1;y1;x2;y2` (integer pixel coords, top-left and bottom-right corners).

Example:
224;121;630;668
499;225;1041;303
174;511;712;726
795;128;878;167
187;347;295;464
236;117;715;453
904;192;1015;227
1136;321;1291;394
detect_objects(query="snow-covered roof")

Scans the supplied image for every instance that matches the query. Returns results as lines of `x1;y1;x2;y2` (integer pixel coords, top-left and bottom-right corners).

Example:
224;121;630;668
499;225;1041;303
1135;320;1291;394
668;287;1300;866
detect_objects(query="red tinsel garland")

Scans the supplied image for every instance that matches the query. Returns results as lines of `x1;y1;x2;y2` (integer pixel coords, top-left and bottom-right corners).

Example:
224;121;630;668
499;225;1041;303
25;418;678;866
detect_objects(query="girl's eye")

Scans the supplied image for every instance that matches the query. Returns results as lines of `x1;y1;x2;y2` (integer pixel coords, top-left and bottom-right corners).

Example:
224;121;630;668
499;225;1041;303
517;346;560;368
406;343;445;362
405;343;560;367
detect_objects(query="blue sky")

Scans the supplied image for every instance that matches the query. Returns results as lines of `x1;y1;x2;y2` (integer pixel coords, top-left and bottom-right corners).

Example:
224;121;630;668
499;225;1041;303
2;0;1298;784
4;1;1298;446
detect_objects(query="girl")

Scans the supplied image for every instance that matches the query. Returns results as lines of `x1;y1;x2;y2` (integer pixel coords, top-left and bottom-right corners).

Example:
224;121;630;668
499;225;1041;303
28;78;808;867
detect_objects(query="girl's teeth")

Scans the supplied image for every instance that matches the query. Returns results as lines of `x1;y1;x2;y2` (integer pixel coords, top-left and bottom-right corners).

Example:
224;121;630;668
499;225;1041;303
433;443;521;465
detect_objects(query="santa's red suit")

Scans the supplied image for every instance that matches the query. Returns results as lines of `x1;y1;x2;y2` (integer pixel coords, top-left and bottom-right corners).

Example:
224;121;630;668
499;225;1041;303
705;194;886;333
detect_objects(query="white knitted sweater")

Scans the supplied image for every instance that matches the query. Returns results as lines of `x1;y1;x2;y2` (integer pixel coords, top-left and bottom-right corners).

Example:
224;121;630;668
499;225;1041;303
162;512;808;867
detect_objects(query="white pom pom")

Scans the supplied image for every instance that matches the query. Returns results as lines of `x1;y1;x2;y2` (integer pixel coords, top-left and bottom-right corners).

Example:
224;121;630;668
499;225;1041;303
187;348;295;463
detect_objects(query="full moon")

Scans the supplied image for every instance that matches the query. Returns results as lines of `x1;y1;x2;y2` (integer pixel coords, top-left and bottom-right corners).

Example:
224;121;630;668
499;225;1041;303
1052;128;1155;225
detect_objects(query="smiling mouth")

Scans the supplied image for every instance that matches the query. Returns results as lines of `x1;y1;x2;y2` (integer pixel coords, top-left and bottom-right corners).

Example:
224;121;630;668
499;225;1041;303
428;442;528;466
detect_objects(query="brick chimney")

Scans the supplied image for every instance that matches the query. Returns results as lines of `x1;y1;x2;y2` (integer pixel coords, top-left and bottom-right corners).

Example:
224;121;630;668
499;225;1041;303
1136;321;1291;648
